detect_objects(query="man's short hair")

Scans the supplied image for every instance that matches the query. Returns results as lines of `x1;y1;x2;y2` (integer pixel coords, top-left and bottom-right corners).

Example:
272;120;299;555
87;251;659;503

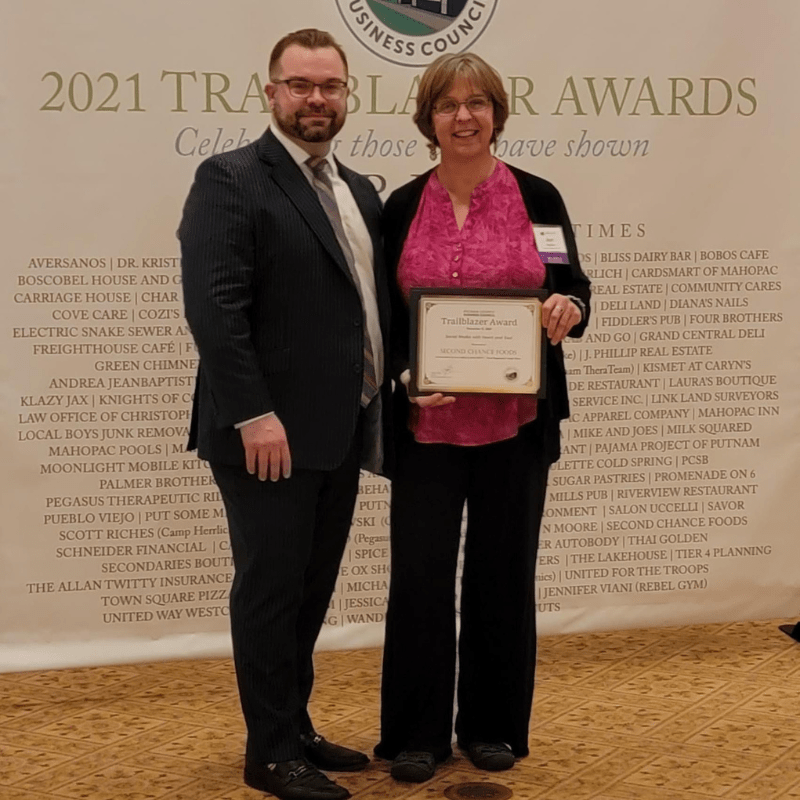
269;29;349;80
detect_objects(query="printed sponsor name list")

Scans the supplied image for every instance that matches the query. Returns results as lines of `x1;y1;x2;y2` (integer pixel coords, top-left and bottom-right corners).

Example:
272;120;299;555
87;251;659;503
11;242;783;624
539;242;781;610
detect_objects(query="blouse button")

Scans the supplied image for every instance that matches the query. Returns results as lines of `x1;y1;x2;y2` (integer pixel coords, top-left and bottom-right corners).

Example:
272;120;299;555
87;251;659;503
452;271;459;278
453;255;460;262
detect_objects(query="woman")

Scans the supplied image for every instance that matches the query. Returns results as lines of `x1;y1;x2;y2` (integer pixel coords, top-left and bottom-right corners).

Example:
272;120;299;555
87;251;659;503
374;52;591;782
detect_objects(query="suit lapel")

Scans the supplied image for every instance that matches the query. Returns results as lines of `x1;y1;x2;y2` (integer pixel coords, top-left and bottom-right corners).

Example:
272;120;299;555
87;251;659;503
257;130;353;281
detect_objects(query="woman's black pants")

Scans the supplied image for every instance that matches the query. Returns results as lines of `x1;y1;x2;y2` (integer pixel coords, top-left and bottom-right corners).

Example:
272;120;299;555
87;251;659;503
376;418;551;761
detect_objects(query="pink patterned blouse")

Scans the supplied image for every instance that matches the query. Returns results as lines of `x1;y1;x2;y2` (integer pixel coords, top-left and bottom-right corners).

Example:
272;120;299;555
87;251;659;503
397;161;546;446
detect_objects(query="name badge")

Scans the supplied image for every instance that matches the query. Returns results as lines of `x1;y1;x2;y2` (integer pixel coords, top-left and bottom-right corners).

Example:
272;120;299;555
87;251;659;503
533;224;569;264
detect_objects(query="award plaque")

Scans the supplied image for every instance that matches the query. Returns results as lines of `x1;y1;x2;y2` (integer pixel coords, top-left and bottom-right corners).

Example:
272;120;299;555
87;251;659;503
409;287;547;396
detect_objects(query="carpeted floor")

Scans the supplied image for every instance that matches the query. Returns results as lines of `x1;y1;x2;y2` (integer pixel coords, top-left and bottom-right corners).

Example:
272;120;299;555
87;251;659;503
2;618;800;799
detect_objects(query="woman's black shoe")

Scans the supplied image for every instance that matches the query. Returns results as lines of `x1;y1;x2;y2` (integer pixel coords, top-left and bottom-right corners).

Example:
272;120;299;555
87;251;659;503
390;750;436;782
466;742;515;771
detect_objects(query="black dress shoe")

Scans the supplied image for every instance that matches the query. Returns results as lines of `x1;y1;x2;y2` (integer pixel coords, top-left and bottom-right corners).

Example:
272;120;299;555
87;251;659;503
300;732;369;772
390;750;436;782
244;758;351;800
466;742;515;771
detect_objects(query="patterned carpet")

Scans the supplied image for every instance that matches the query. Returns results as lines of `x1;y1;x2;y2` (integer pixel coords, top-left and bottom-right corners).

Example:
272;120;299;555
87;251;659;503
2;619;800;799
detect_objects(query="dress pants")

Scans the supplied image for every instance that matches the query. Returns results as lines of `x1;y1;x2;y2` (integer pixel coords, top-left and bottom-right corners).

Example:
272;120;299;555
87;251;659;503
376;418;550;761
210;419;362;764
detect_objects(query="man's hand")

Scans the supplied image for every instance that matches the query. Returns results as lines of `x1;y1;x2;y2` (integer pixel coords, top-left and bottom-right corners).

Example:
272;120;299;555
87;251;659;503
240;415;291;481
542;293;581;345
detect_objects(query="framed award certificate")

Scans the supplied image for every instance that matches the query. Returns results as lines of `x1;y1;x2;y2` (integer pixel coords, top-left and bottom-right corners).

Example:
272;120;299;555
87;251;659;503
408;287;548;396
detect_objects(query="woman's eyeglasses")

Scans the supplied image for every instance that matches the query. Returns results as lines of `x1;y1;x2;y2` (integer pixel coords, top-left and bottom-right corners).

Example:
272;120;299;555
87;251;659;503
433;96;491;116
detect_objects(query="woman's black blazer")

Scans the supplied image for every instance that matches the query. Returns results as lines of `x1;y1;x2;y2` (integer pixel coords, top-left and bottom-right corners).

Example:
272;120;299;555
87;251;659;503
382;164;592;463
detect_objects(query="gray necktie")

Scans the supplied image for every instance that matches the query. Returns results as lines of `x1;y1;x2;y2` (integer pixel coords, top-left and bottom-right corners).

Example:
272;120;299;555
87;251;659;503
307;156;378;408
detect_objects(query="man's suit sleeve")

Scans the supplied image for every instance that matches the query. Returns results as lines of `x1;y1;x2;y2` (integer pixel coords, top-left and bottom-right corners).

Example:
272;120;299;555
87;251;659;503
179;157;274;428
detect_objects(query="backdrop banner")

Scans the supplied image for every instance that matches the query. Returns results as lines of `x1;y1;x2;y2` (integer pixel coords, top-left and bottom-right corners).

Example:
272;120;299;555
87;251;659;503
2;1;799;670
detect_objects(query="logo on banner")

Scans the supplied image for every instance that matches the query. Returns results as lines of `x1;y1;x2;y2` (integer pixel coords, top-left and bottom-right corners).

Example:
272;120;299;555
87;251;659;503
337;0;498;67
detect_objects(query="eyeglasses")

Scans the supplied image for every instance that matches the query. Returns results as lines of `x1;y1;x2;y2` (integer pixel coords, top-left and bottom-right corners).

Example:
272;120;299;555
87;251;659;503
273;79;348;99
433;96;492;116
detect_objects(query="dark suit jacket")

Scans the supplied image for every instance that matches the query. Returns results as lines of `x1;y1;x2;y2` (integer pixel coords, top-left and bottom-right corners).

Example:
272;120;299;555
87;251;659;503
178;128;392;474
382;164;591;463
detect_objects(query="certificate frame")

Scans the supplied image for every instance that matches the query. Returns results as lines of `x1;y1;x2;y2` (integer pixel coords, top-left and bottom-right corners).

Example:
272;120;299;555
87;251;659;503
408;287;548;397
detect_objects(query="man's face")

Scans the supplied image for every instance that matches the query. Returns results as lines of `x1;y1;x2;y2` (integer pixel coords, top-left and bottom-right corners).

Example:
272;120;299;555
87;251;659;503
267;45;348;145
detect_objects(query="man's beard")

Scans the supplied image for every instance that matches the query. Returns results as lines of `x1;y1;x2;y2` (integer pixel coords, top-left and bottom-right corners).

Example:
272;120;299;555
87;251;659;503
274;104;345;143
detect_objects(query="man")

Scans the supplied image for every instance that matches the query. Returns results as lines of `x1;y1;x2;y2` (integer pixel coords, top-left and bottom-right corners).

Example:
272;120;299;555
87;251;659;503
178;28;391;800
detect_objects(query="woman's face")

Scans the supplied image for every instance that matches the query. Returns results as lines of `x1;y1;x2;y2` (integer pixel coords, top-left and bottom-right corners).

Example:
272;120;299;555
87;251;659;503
431;75;495;163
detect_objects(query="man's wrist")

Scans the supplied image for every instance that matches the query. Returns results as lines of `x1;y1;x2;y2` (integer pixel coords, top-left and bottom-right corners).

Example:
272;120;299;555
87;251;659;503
235;411;276;429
